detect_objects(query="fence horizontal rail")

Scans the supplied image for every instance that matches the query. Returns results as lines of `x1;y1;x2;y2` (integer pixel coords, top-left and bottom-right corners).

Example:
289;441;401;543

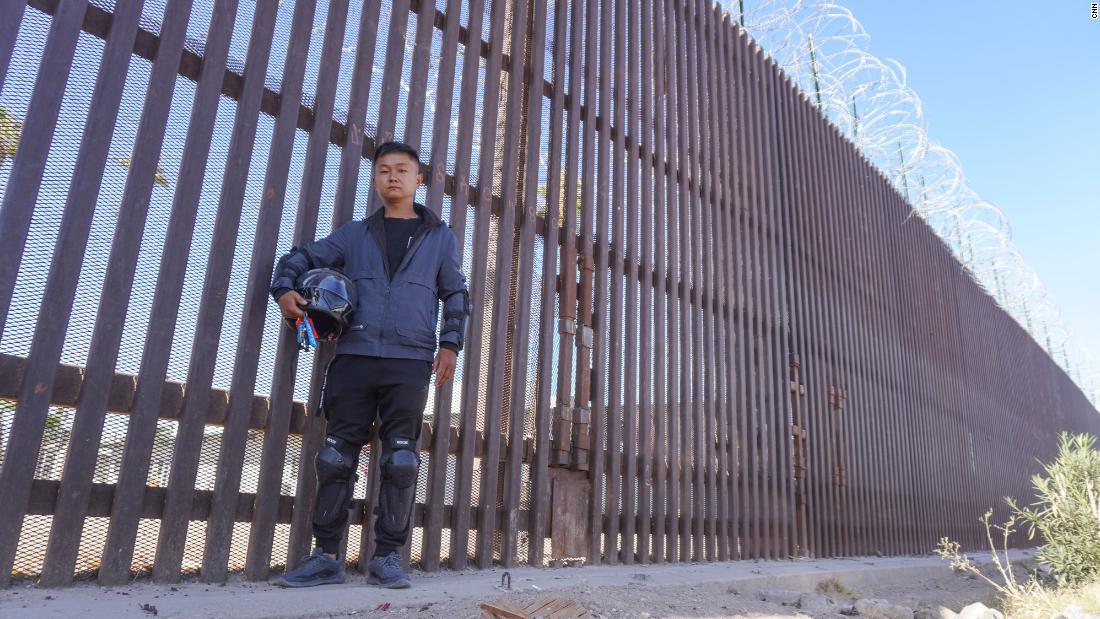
0;353;535;460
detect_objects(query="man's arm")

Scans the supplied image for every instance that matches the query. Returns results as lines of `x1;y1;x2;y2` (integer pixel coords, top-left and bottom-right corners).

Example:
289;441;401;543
270;222;354;302
436;228;469;353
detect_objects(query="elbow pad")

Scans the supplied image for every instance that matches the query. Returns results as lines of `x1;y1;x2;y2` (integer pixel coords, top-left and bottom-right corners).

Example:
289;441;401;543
440;289;470;351
270;246;313;297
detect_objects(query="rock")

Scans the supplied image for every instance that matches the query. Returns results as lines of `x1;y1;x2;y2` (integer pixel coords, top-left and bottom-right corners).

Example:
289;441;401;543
853;598;913;619
758;589;803;606
1052;606;1088;619
957;603;1004;619
914;605;959;619
798;592;839;615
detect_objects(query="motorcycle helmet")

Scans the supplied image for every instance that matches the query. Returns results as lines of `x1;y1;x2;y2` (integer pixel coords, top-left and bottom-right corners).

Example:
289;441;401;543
292;268;357;340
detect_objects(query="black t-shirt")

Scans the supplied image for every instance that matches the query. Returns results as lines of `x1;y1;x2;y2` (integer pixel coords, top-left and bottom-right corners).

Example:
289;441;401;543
383;215;422;280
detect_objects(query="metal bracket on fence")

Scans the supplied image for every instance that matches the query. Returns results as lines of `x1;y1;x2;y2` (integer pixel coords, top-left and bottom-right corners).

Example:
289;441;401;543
572;407;591;425
552;405;573;422
501;571;511;590
559;317;576;335
577;325;594;350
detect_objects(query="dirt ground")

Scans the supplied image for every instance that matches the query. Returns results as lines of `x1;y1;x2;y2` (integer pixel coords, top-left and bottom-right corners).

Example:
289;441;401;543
0;554;1005;619
393;563;997;619
413;573;995;619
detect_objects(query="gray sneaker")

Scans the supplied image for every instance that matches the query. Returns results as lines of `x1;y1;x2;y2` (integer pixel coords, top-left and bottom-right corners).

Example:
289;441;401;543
366;552;411;589
273;548;346;588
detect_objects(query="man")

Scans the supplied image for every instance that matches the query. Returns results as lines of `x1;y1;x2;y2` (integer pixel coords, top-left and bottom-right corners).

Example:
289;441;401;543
270;141;469;589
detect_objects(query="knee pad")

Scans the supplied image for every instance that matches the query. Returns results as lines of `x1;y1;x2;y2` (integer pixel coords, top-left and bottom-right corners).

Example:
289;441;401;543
314;436;357;527
378;437;420;536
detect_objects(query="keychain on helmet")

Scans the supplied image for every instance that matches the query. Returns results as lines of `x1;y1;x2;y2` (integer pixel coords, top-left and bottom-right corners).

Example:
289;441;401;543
296;315;319;351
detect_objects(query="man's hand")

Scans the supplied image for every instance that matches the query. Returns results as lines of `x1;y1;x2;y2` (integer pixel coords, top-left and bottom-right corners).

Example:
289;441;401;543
278;290;307;321
433;348;457;386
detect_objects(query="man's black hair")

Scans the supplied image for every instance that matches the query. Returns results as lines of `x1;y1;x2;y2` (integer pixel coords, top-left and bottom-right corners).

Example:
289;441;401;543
374;141;420;164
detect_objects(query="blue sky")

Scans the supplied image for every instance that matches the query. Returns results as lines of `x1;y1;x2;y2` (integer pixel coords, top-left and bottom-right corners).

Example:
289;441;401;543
837;0;1100;374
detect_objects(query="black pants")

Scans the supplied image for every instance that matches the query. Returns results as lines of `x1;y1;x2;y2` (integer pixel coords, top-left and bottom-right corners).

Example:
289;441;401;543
315;354;431;556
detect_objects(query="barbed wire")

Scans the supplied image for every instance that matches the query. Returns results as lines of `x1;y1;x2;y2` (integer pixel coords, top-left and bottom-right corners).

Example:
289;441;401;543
723;0;1099;407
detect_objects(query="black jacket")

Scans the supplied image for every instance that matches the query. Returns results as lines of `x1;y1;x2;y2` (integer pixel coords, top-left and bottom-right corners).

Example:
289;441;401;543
271;204;469;361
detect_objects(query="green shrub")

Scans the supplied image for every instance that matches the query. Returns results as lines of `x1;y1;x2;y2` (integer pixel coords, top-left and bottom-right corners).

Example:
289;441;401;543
1007;432;1100;587
936;432;1100;617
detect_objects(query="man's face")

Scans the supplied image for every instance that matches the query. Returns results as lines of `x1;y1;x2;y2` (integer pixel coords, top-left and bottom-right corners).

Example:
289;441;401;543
373;152;422;204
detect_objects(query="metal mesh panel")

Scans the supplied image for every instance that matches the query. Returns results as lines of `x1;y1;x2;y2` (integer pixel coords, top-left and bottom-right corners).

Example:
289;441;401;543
516;461;530;564
475;212;498;434
410;527;424;563
346;521;362;566
60;54;151;369
264;0;298;95
352;444;372;500
271;522;292;570
210;114;275;395
445;454;457;504
363;0;393;145
132;518;161;576
254;126;314;400
282;433;303;496
0;402;15;470
195;427;223;492
353;156;375;219
12;516;50;581
452;204;478;430
438;527;451;563
238;429;265;494
440;54;465;179
227;521;251;571
470;457;481;506
416;452;430;503
114;71;196;378
467;529;478;564
223;1;257;78
391;7;417;144
468;13;489;190
182;0;213;47
330;0;369;127
165;85;235;384
180;520;206;575
136;0;168;30
34;407;75;480
73;516;109;579
145;420;176;488
414;26;444;159
0;24;105;363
